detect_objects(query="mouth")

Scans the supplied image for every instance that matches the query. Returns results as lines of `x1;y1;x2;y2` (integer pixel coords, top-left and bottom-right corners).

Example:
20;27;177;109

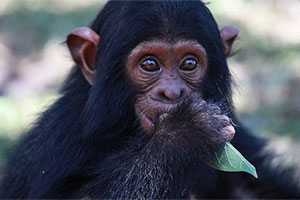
135;106;155;133
140;112;155;132
135;104;177;133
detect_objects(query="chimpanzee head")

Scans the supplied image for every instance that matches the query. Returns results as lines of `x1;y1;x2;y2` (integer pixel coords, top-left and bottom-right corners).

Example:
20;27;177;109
66;1;238;134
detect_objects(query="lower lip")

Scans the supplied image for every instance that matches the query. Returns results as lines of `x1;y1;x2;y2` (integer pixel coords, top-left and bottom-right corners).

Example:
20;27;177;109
140;112;154;130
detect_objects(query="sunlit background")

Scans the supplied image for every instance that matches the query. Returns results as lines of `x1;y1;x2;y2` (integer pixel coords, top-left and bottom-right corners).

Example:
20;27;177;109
0;0;300;173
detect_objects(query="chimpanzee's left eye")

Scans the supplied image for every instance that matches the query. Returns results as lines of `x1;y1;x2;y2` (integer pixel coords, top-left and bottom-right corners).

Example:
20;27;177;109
180;58;198;71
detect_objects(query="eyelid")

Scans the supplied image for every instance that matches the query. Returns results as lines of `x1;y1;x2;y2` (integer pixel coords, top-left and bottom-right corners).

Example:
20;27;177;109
180;55;199;64
141;55;154;61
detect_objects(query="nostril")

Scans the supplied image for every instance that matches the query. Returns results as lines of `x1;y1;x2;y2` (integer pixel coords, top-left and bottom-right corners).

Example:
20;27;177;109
160;89;182;102
159;91;170;101
155;84;187;102
180;88;185;97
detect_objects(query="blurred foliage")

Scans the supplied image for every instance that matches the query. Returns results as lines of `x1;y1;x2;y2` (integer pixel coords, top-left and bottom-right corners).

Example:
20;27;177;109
0;0;299;172
0;2;101;56
0;0;104;172
0;94;58;171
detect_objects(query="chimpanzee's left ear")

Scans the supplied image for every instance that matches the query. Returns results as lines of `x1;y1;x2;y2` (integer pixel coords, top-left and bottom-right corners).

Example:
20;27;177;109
220;26;239;57
66;27;99;85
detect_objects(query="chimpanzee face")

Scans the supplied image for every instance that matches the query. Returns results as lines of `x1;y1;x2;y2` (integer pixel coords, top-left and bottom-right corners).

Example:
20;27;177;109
66;25;238;134
126;39;207;132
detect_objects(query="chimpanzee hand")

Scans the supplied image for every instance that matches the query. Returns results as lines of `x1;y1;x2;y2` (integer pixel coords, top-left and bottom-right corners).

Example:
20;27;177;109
153;95;235;155
193;99;235;143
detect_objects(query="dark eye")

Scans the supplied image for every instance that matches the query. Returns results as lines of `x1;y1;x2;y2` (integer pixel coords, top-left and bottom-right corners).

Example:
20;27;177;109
139;59;160;72
180;58;198;71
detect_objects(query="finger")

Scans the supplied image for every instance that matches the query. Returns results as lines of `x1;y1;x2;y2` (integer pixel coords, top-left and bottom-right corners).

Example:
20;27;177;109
214;115;231;127
220;125;235;142
208;104;221;115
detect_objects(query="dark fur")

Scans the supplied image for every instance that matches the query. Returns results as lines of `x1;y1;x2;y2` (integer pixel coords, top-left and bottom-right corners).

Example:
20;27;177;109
0;1;299;199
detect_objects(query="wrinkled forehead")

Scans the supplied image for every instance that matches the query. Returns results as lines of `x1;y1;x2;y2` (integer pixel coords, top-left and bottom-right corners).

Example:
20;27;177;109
128;39;207;59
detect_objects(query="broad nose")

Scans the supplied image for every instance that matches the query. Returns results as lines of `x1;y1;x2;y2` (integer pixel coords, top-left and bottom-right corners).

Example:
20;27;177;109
155;81;189;102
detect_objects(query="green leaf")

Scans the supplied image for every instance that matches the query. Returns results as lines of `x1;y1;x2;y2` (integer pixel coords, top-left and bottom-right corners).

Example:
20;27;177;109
206;142;258;179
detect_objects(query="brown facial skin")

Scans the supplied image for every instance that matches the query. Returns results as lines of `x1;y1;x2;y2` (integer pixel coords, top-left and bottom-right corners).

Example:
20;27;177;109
126;39;208;132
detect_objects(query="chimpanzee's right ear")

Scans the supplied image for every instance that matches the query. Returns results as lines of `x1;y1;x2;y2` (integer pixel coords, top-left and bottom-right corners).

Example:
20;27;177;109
66;27;99;85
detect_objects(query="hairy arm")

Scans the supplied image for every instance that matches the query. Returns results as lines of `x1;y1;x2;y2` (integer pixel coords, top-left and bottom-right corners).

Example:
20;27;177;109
83;98;235;199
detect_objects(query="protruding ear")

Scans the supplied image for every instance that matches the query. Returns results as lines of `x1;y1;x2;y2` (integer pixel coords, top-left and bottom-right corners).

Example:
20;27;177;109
220;26;239;57
66;27;100;85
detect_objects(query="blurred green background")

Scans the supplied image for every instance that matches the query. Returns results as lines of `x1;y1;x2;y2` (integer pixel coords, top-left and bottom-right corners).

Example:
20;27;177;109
0;0;299;173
